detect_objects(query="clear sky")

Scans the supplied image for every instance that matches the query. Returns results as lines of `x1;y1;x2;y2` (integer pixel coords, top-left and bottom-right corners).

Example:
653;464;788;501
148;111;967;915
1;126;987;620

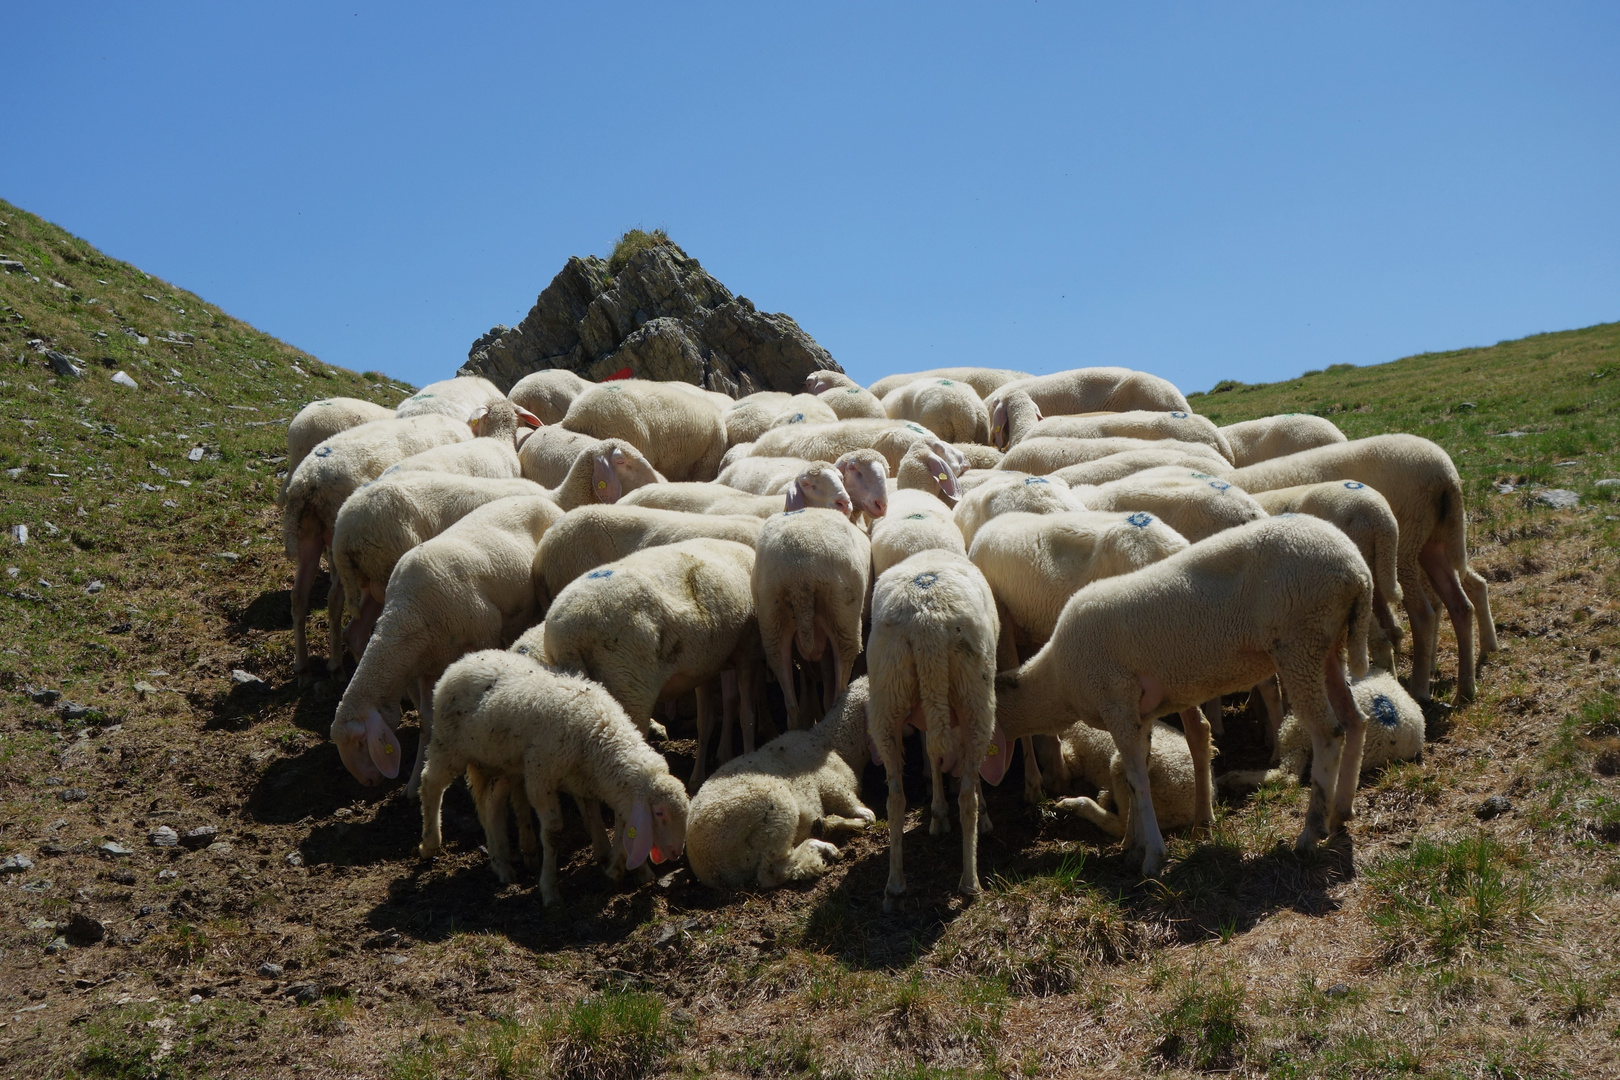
9;3;1618;393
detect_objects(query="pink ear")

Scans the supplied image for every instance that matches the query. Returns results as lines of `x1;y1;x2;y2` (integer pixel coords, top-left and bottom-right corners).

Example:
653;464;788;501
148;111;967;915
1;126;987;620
366;711;402;779
784;481;805;511
593;452;623;503
470;405;490;435
926;453;961;500
624;799;654;869
513;405;542;428
990;401;1008;448
978;724;1009;786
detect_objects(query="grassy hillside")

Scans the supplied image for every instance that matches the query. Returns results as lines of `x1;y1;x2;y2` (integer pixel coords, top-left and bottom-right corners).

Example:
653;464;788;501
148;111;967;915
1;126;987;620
1;195;1618;1078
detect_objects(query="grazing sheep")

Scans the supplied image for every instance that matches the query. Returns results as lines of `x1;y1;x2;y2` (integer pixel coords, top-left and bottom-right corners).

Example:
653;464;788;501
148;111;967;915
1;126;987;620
621;483;783;519
870;487;965;576
535;505;764;603
953;473;1085;548
747;418;943;474
380;398;524;481
542;539;762;789
1219;669;1424;792
753;508;872;729
329;495;556;798
282;415;472;675
1000;434;1232;476
869;367;1033;399
1073;466;1267;542
560;381;727;481
766;393;840;429
1229;434;1494;701
1221;413;1347;468
517;426;601;488
508;368;590;426
1052;720;1201;839
723;392;793;447
397;376;507;422
993;515;1374;875
284;397;394;494
1251;480;1405;670
881;378;992;444
332;473;554;658
1017;409;1235;464
1051;447;1236;487
866;550;1001;909
986;368;1190;446
687;677;878;889
420;648;689;904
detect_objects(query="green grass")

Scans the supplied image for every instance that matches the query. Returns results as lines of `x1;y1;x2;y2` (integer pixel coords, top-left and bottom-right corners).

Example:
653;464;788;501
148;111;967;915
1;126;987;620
1152;969;1250;1072
1364;833;1541;962
606;228;678;277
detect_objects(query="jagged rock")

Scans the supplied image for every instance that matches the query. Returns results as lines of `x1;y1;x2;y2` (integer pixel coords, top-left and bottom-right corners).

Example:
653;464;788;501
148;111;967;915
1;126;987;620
461;240;839;396
46;350;85;378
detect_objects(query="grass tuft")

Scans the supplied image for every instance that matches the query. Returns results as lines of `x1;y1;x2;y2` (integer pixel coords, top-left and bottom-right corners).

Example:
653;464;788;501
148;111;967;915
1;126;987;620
606;228;677;277
1364;833;1540;962
1152;970;1249;1072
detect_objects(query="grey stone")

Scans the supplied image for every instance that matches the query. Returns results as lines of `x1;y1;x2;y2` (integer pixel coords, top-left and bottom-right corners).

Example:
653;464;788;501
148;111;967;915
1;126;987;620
257;962;284;978
8;523;26;544
187;447;204;462
26;685;60;704
180;826;218;850
1554;460;1579;467
46;350;85;378
59;788;88;803
1456;402;1476;409
148;826;180;848
214;551;239;562
110;371;138;389
58;701;94;721
288;982;321;1005
1;853;34;874
84;580;104;594
1323;983;1351;998
230;669;264;688
1534;489;1579;510
97;841;134;858
461;240;841;396
157;869;178;881
284;851;304;867
44;936;69;954
0;257;25;273
205;841;233;855
1596;478;1620;488
1494;483;1515;494
1495;430;1527;438
1476;794;1512;820
22;879;53;893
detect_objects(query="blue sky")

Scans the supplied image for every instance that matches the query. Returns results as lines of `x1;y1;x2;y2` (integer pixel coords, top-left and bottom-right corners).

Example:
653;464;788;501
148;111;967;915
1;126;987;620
9;3;1618;392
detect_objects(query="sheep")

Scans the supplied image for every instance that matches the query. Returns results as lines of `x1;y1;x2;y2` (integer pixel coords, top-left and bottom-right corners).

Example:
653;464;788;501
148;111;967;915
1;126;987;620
284;397;394;494
1251;480;1405;670
419;648;688;904
866;550;1001;909
1000;434;1232;476
723;392;793;447
986;368;1190;445
560;381;727;481
1221;413;1347;468
805;373;889;420
881;377;992;444
332;473;554;660
621;483;784;519
951;443;1005;471
534;505;764;603
1219;669;1424;793
953;473;1085;548
1073;466;1268;543
993;514;1374;876
870;487;965;576
514;426;594;487
527;437;664;511
542;539;763;789
1229;434;1495;701
766;393;840;430
1051;447;1237;487
1051;719;1201;839
869;367;1033;400
784;463;855;516
753;508;872;730
893;441;966;505
396;376;507;422
1017;409;1236;464
687;676;878;889
508;368;590;426
329;495;556;798
379;398;524;481
282;414;472;675
715;456;817;494
747;418;943;474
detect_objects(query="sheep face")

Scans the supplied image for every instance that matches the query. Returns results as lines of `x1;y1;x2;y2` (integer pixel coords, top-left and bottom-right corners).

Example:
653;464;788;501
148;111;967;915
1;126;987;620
786;464;854;515
595;446;660;504
626;773;690;869
805;371;846;394
330;704;403;787
837;451;889;517
928;437;969;477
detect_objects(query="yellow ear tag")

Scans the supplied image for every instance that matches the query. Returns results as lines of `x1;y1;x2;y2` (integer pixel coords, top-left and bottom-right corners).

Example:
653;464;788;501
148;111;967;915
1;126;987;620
936;473;947;483
625;826;636;839
597;480;607;489
383;744;393;755
986;743;998;756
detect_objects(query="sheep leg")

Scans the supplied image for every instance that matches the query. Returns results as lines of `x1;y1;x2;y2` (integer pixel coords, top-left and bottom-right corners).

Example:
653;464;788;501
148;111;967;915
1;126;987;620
1021;736;1044;805
872;703;910;913
820;648;839;722
1280;656;1345;851
1056;795;1126;839
1255;677;1285;762
1326;653;1367;831
404;676;433;802
512;780;539;870
690;683;720;793
415;751;459;859
343;590;384;663
1111;701;1167;877
778;638;802;731
1401;557;1439;700
473;768;518;884
532;785;564;906
1180;706;1215;828
924;720;952;837
717;670;739;764
958;775;982;897
577;796;611;864
1201;696;1224;737
1420;540;1477;702
1462;565;1498;654
324;570;346;680
1036;735;1071;795
290;528;324;675
737;659;760;756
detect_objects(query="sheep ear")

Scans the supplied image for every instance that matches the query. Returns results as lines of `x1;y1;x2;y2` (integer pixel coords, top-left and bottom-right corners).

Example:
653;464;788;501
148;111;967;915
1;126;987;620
978;724;1009;786
365;711;402;779
990;401;1008;448
593;452;622;503
470;405;490;435
624;800;654;869
513;405;543;429
926;453;961;500
784;481;805;511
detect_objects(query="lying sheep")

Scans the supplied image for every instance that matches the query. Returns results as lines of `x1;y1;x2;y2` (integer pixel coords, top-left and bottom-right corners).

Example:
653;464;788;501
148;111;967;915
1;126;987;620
1052;720;1201;840
1219;669;1423;792
421;648;689;904
753;508;872;729
1073;466;1267;542
767;393;839;429
621;483;784;519
687;677;878;889
870;486;965;575
723;392;793;447
953;473;1085;548
284;397;394;495
543;539;762;789
881;378;992;444
986;368;1190;446
1221;413;1346;467
747;418;942;474
508;368;590;426
282;415;472;675
560;380;727;481
329;495;556;798
1229;434;1495;701
1017;408;1236;464
380;398;524;481
993;515;1374;876
1001;434;1232;476
535;505;764;603
332;473;554;659
806;372;890;419
869;367;1033;399
867;550;1001;909
517;426;601;488
396;376;508;422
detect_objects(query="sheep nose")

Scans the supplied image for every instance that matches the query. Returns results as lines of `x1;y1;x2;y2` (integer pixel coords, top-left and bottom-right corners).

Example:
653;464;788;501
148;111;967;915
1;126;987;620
873;500;887;516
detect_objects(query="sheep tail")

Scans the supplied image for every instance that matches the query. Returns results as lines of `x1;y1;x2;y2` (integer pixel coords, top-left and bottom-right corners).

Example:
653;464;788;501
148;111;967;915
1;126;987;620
1347;582;1372;678
912;637;953;748
787;581;820;661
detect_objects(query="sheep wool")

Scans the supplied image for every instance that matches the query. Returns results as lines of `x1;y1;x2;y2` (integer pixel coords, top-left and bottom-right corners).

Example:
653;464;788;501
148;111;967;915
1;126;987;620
986;367;1190;445
396;376;506;422
1018;410;1236;463
1221;413;1347;468
560;381;727;481
508;368;590;426
535;505;764;604
1053;719;1202;840
881;377;992;444
1074;466;1268;543
283;397;394;496
869;367;1033;400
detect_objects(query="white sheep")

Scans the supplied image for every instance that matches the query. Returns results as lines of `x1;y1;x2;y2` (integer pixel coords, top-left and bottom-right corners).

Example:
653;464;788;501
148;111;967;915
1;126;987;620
986;368;1190;445
282;415;472;675
329;495;556;798
881;377;992;444
517;426;600;488
1220;413;1347;467
508;368;590;426
753;507;871;730
1051;719;1201;840
951;443;1005;471
1017;409;1236;464
870;486;965;576
747;418;943;474
1000;434;1232;475
1073;466;1268;543
621;483;784;519
766;393;840;430
784;463;855;517
560;380;727;481
993;514;1374;875
805;372;890;420
379;398;524;481
715;456;817;494
534;505;764;603
953;473;1085;548
1051;447;1237;487
866;550;1001;909
396;376;507;422
868;367;1033;400
1230;434;1494;701
1219;668;1424;792
892;441;966;505
723;392;793;447
420;648;689;904
528;437;664;510
687;676;878;889
283;397;394;495
542;539;763;789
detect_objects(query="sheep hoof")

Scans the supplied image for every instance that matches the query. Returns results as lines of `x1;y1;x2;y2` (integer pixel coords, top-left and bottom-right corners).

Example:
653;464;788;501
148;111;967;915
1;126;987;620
1023;783;1045;806
492;861;517;884
646;720;669;742
958;877;981;898
929;810;951;836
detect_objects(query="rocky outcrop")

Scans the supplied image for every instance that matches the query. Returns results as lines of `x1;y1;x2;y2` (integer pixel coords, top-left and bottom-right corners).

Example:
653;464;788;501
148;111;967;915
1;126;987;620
460;240;841;397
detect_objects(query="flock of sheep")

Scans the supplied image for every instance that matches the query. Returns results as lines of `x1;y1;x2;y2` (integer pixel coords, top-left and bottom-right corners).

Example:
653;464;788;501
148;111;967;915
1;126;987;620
276;362;1493;910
